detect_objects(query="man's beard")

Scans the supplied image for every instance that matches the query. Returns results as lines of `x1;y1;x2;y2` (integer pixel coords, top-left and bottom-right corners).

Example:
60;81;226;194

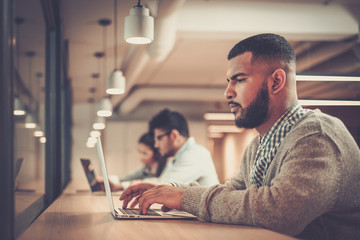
234;82;269;129
161;150;173;159
159;144;176;159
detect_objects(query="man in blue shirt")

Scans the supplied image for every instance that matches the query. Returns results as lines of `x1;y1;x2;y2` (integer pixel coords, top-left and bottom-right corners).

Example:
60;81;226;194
146;108;219;186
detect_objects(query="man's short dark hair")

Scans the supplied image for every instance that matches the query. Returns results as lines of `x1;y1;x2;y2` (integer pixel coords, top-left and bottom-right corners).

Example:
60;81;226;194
227;33;296;70
149;109;189;138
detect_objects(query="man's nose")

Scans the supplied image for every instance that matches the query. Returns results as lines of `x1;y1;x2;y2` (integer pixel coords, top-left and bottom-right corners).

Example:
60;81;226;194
224;83;235;100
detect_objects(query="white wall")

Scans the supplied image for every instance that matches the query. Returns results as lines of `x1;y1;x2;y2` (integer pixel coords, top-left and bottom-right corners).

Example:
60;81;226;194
71;103;100;189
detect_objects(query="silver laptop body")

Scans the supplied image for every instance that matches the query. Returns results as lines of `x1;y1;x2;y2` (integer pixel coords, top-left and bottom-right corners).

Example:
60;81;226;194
96;137;197;220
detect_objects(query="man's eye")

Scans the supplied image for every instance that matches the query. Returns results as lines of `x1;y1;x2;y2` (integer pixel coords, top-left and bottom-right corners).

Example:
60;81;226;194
236;78;246;82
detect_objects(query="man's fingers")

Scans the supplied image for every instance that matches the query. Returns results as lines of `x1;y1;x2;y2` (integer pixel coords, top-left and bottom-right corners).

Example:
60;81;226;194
120;194;131;208
120;187;137;201
121;188;139;208
139;196;157;215
122;198;129;209
138;189;162;214
120;183;156;208
121;191;140;208
130;195;141;208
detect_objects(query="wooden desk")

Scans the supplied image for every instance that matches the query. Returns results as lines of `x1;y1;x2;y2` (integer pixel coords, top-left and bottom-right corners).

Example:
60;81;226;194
18;183;297;240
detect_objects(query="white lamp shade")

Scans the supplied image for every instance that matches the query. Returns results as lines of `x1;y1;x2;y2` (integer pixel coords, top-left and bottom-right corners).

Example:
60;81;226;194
90;130;101;138
93;116;106;130
86;137;97;148
33;126;44;137
106;70;126;95
25;113;37;129
97;98;112;117
14;97;26;116
124;6;154;44
93;122;105;130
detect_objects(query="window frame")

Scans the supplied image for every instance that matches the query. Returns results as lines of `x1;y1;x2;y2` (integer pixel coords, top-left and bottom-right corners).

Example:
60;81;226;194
0;0;71;239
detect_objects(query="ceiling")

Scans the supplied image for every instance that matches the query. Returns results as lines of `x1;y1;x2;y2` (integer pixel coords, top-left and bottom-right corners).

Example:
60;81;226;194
15;0;360;120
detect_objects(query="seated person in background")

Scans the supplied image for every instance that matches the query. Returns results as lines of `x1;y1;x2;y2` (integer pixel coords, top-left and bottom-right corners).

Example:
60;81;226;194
120;132;166;182
98;132;167;191
120;33;360;240
143;108;219;186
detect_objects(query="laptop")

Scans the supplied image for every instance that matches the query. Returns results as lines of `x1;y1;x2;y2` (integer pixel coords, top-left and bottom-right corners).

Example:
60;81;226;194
80;158;102;192
96;136;197;220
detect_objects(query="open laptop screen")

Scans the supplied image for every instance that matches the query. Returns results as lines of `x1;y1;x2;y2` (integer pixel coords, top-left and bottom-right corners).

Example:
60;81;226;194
96;137;117;217
80;158;102;192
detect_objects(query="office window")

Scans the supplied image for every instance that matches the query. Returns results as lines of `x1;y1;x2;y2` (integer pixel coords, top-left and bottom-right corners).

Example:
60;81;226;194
0;0;70;239
13;0;46;236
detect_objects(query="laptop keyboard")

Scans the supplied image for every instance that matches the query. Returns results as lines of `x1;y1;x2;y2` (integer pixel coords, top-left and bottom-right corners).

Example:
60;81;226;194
118;208;161;216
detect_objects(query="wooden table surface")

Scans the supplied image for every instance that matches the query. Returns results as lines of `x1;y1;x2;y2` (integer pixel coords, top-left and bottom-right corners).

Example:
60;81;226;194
17;182;297;240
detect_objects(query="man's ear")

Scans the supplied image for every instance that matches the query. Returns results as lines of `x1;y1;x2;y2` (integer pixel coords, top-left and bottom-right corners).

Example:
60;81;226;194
270;69;286;95
169;129;180;141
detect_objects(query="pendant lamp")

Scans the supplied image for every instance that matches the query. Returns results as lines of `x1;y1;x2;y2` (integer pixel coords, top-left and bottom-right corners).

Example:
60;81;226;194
33;72;44;136
97;19;113;117
93;116;106;130
90;130;101;138
86;136;97;148
25;113;37;129
39;137;46;143
107;0;126;95
124;0;154;44
14;17;27;116
93;52;112;118
107;70;125;94
14;97;26;116
25;51;37;129
97;97;112;117
33;126;44;137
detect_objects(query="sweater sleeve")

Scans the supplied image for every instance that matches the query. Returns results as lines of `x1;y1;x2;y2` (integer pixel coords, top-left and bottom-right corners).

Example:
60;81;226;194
223;147;252;190
181;132;342;236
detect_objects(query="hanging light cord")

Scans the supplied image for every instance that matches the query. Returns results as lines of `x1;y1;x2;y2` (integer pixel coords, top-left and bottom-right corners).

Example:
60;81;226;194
35;74;40;103
16;23;20;73
16;24;20;95
28;55;33;109
114;0;118;70
97;56;102;101
102;25;107;96
15;18;24;96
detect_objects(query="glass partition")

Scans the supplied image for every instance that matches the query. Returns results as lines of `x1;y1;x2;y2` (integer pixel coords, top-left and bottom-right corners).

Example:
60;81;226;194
13;0;46;230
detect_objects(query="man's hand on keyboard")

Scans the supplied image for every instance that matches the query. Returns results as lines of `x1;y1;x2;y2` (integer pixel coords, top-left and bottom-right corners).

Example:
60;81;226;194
120;183;157;209
138;185;184;215
120;183;185;215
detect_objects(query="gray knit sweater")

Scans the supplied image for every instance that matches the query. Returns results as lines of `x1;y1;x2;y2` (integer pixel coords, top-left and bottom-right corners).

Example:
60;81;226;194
181;109;360;239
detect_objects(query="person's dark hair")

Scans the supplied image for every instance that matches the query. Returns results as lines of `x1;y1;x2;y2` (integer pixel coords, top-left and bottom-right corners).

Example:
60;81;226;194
139;132;157;153
138;132;166;177
227;33;295;71
149;108;189;138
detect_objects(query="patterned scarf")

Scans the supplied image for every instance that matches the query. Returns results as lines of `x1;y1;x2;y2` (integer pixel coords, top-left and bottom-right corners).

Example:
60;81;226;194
250;103;309;187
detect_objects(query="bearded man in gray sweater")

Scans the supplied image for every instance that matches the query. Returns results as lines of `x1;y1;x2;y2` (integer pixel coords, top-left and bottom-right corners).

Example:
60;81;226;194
120;33;360;240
